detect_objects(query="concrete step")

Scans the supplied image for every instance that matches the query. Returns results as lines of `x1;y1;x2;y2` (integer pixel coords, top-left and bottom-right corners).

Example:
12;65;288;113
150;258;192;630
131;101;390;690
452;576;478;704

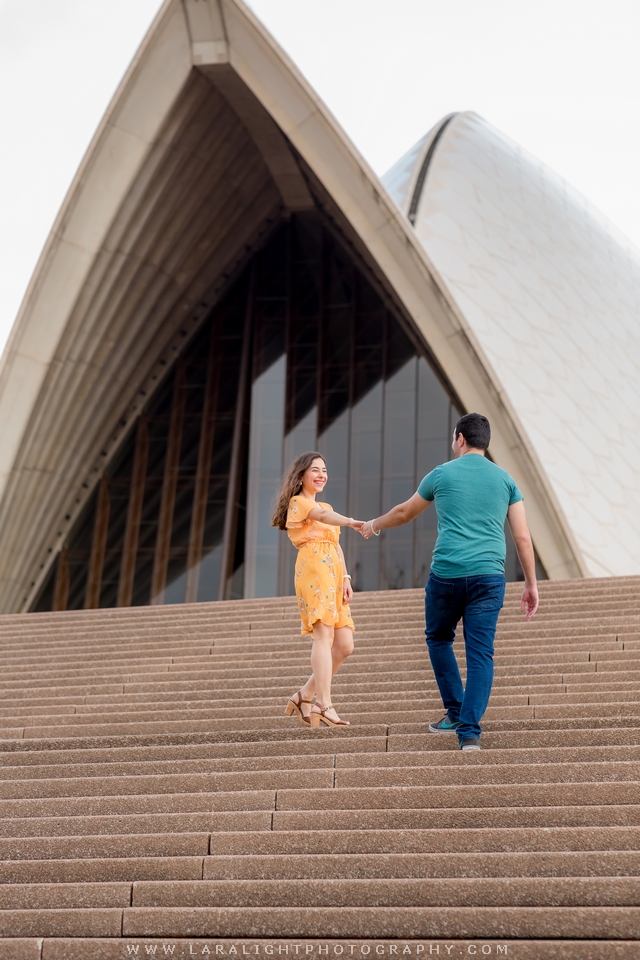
6;742;640;783
1;903;640;942
272;804;640;830
120;905;640;939
207;825;640;854
2;758;639;804
6;875;640;908
276;781;640;810
0;856;205;884
3;804;640;845
198;848;640;882
0;735;385;768
130;875;640;905
1;576;640;946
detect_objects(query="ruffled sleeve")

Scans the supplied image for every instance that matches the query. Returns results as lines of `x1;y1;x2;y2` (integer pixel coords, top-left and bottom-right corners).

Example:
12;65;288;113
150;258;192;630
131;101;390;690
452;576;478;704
286;496;317;529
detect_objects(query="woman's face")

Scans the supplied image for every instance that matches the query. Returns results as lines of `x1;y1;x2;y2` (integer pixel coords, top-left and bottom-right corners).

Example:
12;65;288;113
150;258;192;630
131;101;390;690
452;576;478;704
301;457;327;496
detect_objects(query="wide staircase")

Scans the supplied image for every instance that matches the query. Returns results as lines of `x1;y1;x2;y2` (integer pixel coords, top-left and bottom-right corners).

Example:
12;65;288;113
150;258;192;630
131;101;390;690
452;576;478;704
0;578;639;958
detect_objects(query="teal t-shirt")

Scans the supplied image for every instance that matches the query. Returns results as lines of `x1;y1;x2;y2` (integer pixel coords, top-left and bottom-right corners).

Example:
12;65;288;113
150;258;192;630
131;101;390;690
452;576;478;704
417;454;523;578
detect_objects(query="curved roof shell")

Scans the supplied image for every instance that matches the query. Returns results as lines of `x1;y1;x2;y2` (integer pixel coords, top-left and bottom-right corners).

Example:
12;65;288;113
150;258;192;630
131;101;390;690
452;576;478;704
0;1;580;611
384;112;640;577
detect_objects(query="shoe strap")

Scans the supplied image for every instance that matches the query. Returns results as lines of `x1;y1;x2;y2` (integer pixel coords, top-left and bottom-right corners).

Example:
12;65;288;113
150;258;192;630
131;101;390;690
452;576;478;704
293;692;313;706
315;702;348;725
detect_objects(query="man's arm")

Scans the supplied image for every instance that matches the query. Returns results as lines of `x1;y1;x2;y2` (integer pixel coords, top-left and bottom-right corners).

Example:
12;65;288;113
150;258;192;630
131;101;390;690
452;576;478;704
361;493;431;539
507;500;539;620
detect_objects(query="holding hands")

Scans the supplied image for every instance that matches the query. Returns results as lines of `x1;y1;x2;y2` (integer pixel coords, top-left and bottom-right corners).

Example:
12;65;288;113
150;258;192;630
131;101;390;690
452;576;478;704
346;519;380;540
360;519;380;540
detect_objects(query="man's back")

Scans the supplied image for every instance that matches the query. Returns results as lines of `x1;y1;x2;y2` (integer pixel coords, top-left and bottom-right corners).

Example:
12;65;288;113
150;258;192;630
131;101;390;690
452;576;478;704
360;410;538;750
418;454;523;578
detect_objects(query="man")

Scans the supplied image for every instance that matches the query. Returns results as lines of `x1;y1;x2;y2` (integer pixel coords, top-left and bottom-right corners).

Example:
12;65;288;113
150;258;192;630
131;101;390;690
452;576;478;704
361;412;538;751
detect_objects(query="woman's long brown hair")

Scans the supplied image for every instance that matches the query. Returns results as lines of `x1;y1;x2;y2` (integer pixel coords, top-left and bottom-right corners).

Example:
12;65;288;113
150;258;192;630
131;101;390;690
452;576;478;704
271;452;326;531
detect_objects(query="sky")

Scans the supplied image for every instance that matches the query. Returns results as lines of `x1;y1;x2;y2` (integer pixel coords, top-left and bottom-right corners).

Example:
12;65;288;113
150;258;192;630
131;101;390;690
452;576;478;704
1;0;640;355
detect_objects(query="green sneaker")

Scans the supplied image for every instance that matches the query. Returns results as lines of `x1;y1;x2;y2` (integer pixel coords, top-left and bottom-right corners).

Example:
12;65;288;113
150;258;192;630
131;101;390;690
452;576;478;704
428;715;461;734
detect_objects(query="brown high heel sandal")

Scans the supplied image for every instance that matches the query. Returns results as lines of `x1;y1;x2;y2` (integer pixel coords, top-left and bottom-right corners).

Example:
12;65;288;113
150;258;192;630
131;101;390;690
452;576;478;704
310;703;350;728
284;691;313;726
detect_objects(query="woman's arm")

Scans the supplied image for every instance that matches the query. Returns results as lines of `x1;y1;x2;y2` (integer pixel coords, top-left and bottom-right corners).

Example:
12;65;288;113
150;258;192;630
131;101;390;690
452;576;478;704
335;542;353;603
307;505;362;529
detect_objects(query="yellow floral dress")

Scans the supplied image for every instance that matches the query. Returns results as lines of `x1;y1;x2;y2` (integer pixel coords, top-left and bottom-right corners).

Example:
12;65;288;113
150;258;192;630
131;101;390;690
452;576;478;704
286;496;355;637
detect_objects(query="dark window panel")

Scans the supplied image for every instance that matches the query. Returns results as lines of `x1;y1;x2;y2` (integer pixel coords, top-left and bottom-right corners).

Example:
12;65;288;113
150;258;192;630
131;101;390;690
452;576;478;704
244;354;286;598
230;447;249;600
254;225;288;299
386;312;415;380
381;359;418;591
253;227;287;381
130;549;155;606
292;213;323;263
98;549;122;608
177;418;205;477
131;474;164;604
290;370;317;428
64;490;98;610
352;277;384;413
66;553;91;610
33;559;57;612
196;545;223;601
145;415;171;478
202;497;226;547
106;442;137;484
318;408;349;517
325;245;353;309
103;483;130;539
170;480;196;551
287;224;320;432
164;552;189;604
347;381;383;592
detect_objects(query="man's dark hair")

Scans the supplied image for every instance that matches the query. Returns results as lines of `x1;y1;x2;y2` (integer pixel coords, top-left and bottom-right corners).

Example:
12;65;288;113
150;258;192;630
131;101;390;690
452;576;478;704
454;413;491;451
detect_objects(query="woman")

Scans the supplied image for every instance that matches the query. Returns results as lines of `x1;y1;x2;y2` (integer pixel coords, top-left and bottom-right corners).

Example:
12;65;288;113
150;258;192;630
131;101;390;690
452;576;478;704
271;452;362;728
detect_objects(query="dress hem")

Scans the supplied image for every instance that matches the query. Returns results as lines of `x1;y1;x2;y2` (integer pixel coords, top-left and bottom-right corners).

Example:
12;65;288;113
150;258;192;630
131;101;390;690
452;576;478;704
301;615;356;637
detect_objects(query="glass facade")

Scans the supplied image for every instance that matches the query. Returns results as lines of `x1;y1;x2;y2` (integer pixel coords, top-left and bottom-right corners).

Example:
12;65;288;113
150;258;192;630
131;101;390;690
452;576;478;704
33;212;532;612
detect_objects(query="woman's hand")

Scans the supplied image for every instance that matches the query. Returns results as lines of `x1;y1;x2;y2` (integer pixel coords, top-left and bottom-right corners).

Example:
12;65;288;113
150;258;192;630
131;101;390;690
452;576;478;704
343;577;353;603
350;519;364;532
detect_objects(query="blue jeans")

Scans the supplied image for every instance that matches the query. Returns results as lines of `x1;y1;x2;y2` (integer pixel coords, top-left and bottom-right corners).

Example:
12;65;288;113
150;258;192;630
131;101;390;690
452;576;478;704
425;572;506;740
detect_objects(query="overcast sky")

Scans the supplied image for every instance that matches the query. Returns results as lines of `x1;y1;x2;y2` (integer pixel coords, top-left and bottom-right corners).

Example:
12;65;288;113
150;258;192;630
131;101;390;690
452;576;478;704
1;0;639;355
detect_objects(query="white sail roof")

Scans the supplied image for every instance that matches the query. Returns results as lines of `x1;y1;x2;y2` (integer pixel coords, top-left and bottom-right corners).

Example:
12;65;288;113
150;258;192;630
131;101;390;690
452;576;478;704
384;111;640;576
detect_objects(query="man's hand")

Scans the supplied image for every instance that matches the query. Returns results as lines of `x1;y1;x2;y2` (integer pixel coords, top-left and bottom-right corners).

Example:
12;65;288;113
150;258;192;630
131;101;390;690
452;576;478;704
521;584;539;621
361;520;376;539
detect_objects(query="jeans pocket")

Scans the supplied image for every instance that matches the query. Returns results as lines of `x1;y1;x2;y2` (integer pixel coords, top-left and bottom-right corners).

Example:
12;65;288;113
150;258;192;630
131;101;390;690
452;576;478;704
473;579;506;612
426;576;455;606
